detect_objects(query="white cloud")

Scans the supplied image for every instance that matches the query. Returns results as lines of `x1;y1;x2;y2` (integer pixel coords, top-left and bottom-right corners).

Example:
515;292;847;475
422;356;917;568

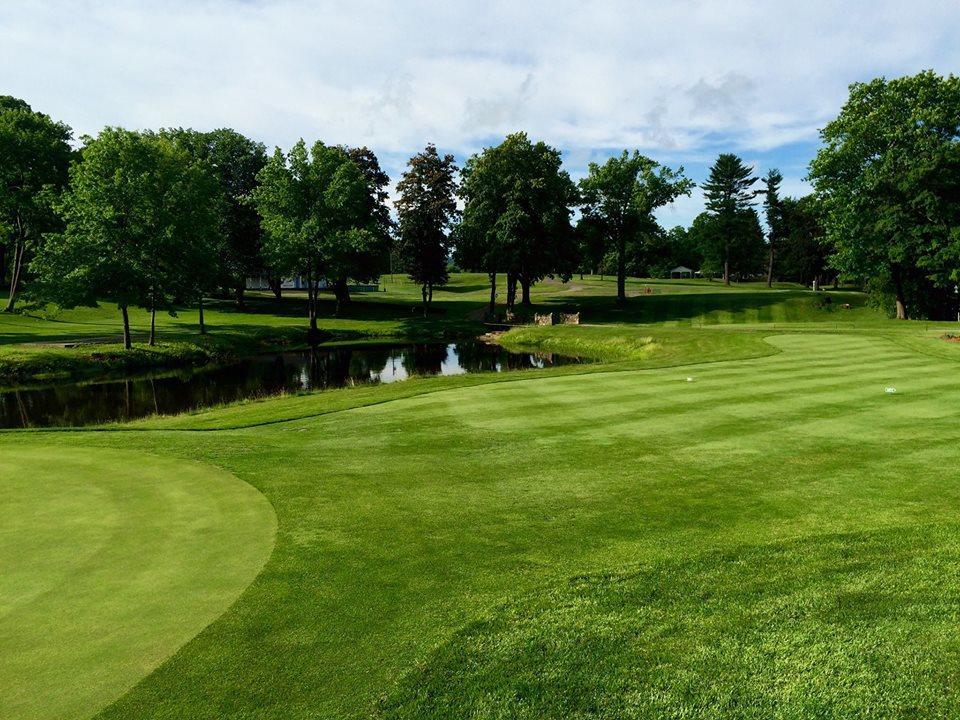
1;0;957;225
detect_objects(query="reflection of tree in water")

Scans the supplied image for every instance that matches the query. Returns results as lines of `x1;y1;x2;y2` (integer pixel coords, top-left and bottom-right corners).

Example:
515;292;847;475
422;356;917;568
451;341;502;373
402;344;449;377
304;347;354;389
348;347;394;383
0;341;589;429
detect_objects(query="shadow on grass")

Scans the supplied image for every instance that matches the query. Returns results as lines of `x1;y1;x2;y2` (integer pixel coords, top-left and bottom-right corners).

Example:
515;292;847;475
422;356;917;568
533;291;867;324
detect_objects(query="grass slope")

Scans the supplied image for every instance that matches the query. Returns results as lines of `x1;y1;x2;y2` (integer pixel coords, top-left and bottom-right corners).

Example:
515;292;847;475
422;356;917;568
0;447;275;720
5;331;960;718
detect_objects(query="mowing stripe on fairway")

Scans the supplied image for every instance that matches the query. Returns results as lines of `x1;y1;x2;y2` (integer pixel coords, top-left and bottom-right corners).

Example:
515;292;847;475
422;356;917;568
5;331;960;718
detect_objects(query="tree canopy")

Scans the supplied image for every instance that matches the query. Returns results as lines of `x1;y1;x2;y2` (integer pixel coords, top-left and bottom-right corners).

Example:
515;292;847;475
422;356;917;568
250;140;388;334
579;150;692;302
456;132;578;312
164;128;268;307
395;144;459;315
700;153;762;284
810;70;960;319
776;195;830;287
32;128;222;347
762;168;784;287
0;96;72;311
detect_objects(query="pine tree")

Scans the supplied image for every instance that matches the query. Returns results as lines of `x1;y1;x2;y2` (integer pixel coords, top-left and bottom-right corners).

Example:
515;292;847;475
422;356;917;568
701;154;758;285
762;168;784;287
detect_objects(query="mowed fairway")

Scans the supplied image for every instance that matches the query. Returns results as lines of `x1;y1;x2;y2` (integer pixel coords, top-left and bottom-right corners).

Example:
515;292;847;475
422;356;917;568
3;330;960;718
0;448;276;720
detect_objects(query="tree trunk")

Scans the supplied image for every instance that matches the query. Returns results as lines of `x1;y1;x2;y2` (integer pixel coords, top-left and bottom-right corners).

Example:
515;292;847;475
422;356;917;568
306;270;319;340
891;266;908;320
488;272;496;317
234;284;246;310
198;295;206;334
766;247;774;288
269;276;282;300
723;241;730;286
506;272;517;309
123;380;131;419
616;236;626;304
333;277;351;315
520;276;532;306
149;305;157;346
428;283;433;304
121;305;132;350
421;284;428;318
5;240;25;312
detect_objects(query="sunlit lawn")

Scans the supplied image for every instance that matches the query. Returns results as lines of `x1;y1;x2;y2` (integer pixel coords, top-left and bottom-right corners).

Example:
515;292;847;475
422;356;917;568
3;278;960;719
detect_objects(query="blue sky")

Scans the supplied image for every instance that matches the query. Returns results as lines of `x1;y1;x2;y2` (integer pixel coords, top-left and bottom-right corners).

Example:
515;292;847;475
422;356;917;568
2;0;958;227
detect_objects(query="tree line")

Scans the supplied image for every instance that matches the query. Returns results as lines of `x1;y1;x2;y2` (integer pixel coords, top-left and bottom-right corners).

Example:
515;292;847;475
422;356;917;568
2;70;958;347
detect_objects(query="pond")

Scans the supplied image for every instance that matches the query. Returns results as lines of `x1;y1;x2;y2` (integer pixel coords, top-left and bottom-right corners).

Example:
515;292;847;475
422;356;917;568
0;340;586;428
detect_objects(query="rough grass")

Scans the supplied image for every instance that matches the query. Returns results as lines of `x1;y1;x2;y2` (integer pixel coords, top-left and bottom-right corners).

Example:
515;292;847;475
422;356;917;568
497;324;659;360
380;524;960;719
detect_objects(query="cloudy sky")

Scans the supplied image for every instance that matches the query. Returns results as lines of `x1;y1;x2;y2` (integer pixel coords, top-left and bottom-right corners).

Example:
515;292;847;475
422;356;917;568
2;0;958;226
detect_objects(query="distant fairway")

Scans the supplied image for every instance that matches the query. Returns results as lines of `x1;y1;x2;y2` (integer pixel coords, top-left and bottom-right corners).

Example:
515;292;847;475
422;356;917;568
0;448;275;720
3;329;960;719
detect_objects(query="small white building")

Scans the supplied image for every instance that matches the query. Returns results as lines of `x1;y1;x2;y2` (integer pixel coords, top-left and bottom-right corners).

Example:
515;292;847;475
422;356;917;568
245;276;329;290
670;266;693;279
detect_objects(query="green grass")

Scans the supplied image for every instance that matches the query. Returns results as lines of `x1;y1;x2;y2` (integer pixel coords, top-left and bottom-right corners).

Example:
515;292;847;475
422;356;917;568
5;329;960;718
0;447;275;720
0;275;882;384
5;278;960;718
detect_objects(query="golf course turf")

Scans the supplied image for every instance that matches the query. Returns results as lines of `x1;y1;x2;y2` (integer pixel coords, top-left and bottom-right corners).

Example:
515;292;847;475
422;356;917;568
3;280;960;719
0;448;275;720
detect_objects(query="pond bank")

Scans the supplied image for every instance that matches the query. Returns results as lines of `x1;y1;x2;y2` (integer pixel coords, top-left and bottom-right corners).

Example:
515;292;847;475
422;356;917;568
0;340;588;427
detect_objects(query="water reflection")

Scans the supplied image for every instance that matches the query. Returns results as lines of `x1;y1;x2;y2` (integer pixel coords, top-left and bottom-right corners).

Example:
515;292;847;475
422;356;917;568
0;341;585;428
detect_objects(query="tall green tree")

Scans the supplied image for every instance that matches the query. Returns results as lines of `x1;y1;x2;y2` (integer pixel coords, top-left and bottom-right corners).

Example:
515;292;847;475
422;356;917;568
575;214;608;278
250;140;384;336
344;147;393;239
579;150;692;303
701;153;759;285
690;207;765;282
395;144;459;315
776;195;830;287
456;132;578;312
32;128;222;348
688;212;722;280
636;225;702;278
810;71;960;319
0;96;72;311
164;128;268;308
762;168;784;287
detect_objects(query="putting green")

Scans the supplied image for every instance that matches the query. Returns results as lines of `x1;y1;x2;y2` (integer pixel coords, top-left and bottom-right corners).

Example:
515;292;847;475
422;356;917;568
0;447;275;720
